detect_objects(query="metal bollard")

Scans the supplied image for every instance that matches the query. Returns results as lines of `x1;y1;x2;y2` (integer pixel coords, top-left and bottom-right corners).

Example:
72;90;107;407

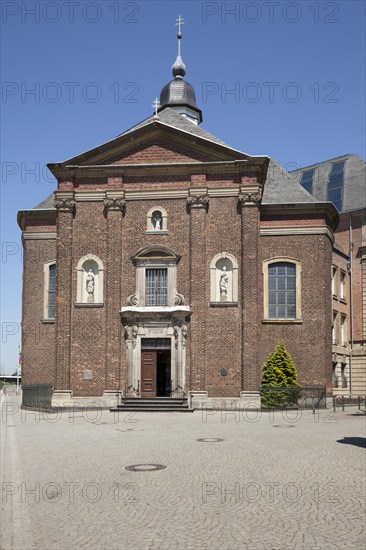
358;396;361;410
333;396;336;412
341;395;345;411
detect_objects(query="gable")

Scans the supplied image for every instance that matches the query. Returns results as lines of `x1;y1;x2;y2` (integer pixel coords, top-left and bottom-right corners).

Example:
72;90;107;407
101;137;220;165
48;115;251;179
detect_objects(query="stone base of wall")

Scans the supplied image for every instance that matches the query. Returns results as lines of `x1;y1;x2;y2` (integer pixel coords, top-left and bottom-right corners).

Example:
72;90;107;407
352;343;366;395
51;390;121;409
189;391;261;410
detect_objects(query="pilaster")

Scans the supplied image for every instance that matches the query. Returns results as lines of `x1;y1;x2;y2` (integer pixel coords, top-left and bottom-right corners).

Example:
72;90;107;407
104;193;125;391
187;188;209;391
239;187;262;391
54;192;75;390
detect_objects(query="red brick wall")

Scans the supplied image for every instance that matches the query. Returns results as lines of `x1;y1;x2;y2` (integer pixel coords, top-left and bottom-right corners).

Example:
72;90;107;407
259;233;333;390
22;238;56;386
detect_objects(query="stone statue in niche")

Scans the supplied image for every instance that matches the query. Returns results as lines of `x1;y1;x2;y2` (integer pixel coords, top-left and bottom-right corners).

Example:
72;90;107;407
219;266;229;302
86;269;95;303
153;212;162;230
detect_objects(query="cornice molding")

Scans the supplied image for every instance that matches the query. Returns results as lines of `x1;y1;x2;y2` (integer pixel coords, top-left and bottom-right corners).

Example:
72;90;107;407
22;232;57;241
260;225;334;243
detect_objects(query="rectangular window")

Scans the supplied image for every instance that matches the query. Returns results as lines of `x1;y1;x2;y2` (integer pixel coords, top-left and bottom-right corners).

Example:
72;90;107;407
300;169;315;194
268;262;296;319
327;160;345;211
340;271;346;300
48;264;56;319
340;315;347;346
146;268;168;306
331;266;337;296
332;311;337;344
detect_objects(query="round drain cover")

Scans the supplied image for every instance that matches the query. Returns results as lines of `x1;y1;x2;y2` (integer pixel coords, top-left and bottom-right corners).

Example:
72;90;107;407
125;464;166;472
273;425;296;428
197;438;224;442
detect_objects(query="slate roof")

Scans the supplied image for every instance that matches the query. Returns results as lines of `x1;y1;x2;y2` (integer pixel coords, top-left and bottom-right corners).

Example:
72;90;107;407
118;107;231;149
262;159;319;204
33;192;55;209
289;154;366;212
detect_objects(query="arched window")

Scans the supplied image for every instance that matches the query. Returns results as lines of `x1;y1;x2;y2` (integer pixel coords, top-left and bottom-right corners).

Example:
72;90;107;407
146;207;168;233
210;253;239;305
43;260;56;320
76;255;104;304
263;258;302;321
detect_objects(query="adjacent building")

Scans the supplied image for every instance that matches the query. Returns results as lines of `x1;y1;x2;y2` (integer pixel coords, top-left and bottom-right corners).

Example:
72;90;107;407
290;155;366;395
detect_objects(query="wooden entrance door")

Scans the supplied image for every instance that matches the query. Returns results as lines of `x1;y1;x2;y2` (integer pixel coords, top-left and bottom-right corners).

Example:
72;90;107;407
141;351;157;397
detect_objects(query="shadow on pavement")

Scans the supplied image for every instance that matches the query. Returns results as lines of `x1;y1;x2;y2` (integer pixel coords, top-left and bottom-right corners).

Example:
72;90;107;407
337;437;366;449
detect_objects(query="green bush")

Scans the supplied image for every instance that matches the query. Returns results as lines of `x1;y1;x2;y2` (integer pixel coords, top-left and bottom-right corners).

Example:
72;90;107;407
260;341;300;408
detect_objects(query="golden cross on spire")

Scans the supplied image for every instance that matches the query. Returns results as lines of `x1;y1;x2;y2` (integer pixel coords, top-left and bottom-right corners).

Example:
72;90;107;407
151;97;160;119
176;15;184;34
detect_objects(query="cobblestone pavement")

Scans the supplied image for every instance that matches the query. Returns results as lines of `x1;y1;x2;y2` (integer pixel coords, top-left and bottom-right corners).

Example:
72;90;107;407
1;396;365;550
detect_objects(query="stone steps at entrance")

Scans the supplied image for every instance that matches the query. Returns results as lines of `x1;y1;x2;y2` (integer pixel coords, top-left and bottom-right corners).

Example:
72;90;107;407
110;397;194;413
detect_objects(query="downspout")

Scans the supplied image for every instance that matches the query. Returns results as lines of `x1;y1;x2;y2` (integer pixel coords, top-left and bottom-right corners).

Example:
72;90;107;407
349;213;354;397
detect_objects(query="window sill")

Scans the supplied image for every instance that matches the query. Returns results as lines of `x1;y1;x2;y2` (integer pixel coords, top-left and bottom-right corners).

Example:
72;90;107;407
262;319;303;324
75;303;104;308
41;318;55;324
210;302;239;308
146;230;168;235
339;298;347;304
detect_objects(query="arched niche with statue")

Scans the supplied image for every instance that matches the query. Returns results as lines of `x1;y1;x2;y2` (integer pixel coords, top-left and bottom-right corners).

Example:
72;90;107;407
210;252;238;305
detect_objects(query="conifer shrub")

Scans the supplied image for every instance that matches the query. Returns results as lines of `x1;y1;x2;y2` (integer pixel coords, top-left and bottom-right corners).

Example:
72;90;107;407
260;341;300;408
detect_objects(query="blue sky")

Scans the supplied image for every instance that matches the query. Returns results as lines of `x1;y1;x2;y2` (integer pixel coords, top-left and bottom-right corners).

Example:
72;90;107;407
1;0;365;372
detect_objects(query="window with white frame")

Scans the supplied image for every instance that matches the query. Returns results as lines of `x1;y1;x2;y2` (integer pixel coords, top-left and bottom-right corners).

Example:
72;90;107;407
340;315;347;346
331;266;337;296
146;268;168;306
332;311;338;345
263;259;301;321
340;271;346;301
131;246;181;307
43;261;56;320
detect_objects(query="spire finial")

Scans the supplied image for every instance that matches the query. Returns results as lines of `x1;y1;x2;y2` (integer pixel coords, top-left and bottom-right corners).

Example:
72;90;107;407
151;97;160;120
172;15;186;79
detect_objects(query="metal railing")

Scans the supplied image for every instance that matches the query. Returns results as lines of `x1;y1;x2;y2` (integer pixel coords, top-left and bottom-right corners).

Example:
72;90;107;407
22;384;53;409
260;385;327;409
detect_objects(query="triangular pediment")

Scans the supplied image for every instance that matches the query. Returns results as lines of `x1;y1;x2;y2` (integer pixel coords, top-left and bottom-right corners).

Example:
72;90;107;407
47;109;255;178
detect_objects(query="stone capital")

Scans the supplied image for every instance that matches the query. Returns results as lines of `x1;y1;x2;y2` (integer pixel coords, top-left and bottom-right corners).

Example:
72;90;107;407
53;198;76;212
187;195;210;210
103;197;126;212
238;192;262;207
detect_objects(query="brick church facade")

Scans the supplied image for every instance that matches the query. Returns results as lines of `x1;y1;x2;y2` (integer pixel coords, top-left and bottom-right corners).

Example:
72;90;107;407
18;30;340;404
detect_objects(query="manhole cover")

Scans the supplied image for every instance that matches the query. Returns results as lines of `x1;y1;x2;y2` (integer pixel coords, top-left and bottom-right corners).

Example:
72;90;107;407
116;428;143;432
125;464;166;472
273;425;296;428
196;438;224;442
